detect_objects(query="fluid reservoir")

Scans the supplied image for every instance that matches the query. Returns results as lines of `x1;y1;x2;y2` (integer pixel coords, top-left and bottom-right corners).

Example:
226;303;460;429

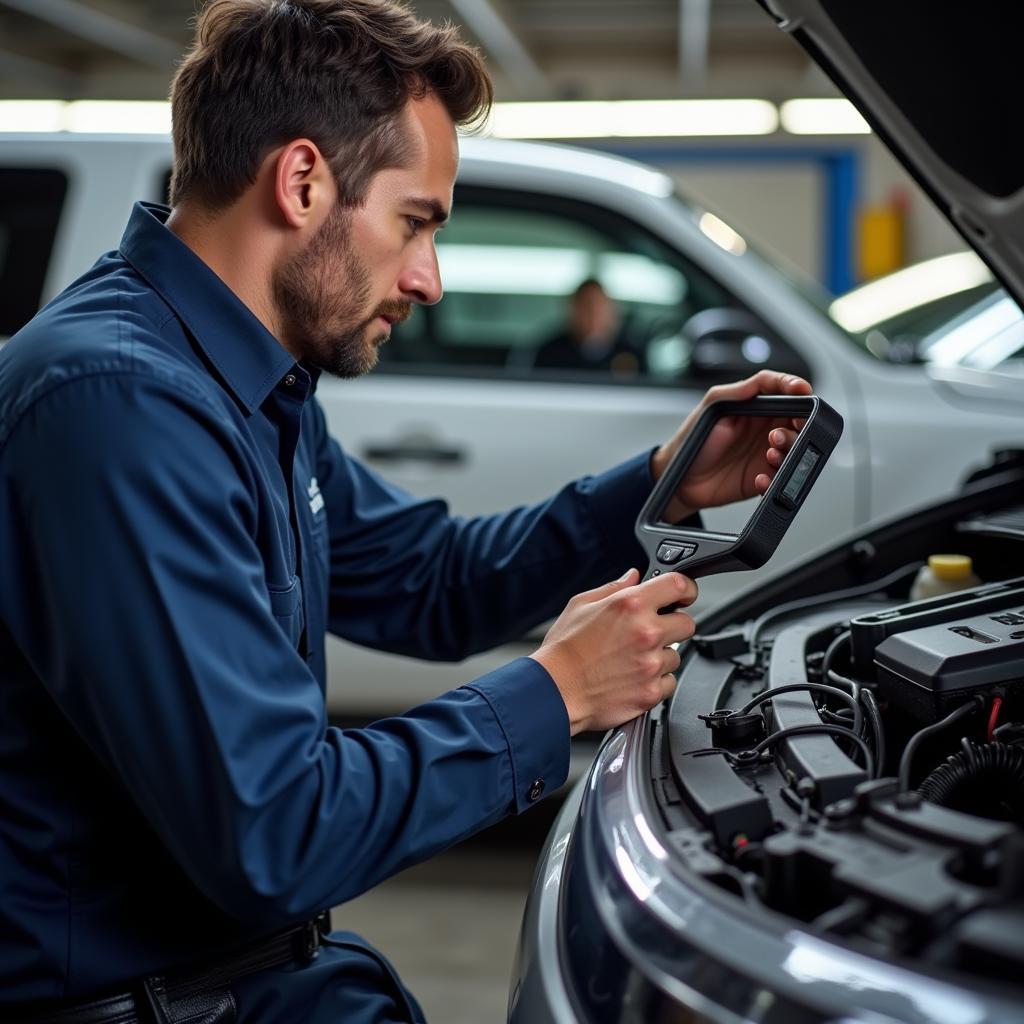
910;554;982;602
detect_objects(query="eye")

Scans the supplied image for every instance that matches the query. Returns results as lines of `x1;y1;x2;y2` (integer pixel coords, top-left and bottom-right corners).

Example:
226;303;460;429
406;216;425;236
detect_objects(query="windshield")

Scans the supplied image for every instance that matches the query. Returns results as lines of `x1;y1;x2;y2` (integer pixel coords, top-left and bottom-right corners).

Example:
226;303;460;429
825;252;1005;363
917;290;1024;372
674;196;1005;367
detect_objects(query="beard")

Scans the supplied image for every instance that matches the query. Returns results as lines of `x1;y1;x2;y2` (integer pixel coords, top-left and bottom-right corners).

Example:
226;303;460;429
272;204;411;379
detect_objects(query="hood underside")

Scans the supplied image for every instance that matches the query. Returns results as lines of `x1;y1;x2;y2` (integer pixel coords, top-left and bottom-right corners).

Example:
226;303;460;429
759;0;1024;310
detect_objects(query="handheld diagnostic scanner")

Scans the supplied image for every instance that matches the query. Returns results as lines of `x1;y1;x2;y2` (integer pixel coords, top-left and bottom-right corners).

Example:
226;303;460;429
636;395;843;582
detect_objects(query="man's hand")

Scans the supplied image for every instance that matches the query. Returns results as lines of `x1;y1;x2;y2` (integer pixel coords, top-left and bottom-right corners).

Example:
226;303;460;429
530;569;696;735
650;369;812;523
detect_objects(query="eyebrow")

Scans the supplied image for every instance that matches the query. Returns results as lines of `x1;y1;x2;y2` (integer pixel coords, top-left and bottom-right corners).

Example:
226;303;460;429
404;196;450;226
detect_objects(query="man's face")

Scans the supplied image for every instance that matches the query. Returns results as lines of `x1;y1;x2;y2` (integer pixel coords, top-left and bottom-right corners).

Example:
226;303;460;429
572;283;618;343
273;95;457;378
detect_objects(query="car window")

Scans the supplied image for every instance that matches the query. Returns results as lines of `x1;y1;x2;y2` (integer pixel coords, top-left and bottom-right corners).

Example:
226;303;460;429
921;291;1024;371
378;186;811;386
0;168;69;339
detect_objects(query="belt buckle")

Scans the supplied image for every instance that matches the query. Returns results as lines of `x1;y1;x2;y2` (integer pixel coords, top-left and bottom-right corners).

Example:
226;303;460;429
297;919;319;962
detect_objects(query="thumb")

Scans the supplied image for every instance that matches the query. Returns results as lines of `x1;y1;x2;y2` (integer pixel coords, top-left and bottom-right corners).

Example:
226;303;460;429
604;566;641;592
569;567;639;607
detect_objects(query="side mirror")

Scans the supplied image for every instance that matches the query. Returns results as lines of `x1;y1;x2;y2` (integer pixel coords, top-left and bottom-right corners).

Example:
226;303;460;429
683;307;807;380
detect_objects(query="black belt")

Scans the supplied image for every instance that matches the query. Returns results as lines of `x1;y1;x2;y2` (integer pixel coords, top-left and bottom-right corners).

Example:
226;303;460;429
9;911;330;1024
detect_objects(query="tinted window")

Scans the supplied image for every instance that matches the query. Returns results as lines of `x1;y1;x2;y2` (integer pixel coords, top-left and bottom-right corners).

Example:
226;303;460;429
0;169;68;338
379;187;810;386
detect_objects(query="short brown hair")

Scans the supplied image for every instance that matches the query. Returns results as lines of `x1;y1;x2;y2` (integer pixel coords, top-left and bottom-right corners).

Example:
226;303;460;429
169;0;492;209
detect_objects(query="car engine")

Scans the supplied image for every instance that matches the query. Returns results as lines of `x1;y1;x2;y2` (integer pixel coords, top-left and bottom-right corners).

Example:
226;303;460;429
654;469;1024;992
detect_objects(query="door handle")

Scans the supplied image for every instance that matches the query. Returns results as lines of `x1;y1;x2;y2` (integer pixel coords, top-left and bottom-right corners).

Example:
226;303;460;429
361;439;466;465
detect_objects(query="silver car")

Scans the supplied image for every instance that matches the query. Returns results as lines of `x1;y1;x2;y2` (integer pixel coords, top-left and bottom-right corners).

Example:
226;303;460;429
510;2;1024;1020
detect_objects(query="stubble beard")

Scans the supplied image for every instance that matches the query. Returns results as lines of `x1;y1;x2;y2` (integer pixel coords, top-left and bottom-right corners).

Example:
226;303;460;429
273;204;409;380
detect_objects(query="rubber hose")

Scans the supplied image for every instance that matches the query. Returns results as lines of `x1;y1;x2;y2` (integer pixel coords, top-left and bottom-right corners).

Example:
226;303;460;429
918;741;1024;823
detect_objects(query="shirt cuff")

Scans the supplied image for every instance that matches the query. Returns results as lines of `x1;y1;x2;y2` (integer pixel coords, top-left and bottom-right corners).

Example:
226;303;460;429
464;657;570;813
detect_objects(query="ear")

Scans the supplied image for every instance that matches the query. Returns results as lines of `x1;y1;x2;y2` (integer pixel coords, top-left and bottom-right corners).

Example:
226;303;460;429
273;139;334;229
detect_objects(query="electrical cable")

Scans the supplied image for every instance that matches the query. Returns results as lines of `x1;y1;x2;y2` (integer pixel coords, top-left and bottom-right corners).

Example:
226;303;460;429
994;721;1024;743
746;561;923;647
742;723;874;778
860;688;885;779
827;668;862;698
684;724;873;777
988;696;1004;742
820;709;856;725
821;630;851;683
736;682;863;737
897;698;983;793
780;784;822;820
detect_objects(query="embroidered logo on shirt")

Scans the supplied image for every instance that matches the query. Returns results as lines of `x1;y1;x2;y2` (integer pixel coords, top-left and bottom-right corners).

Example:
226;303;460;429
308;477;324;516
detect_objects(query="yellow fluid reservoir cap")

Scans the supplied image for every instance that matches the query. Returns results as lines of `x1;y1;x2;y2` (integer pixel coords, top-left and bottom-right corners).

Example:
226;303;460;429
928;554;974;581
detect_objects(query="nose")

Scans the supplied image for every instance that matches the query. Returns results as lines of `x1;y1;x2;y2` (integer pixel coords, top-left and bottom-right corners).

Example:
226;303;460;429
398;241;443;306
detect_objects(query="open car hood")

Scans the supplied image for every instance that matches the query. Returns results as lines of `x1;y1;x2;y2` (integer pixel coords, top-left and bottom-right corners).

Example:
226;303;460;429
758;0;1024;312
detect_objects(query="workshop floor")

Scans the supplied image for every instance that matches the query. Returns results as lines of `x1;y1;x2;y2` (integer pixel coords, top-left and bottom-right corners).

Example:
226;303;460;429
335;820;549;1024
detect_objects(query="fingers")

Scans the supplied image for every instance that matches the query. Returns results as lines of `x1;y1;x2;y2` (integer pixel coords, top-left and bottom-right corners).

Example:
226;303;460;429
660;645;682;676
770;426;799;451
630;570;698;612
766;425;800;470
571;567;640;607
703;369;811;407
769;370;812;396
618;574;697;649
660;672;679;701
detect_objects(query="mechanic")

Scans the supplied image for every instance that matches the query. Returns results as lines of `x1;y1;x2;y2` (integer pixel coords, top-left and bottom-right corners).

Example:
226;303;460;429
0;1;809;1021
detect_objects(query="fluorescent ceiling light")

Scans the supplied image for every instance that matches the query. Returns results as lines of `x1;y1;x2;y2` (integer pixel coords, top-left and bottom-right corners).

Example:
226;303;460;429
0;97;872;139
0;100;65;132
781;98;870;135
0;100;171;133
64;100;171;134
829;251;993;333
487;99;778;139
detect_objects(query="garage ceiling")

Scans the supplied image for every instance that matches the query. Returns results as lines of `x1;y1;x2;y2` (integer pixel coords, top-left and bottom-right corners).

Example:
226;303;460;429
0;0;831;102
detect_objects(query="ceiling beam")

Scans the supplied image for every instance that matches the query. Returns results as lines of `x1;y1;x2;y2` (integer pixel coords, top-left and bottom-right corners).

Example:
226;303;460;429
679;0;711;92
446;0;549;97
0;0;181;69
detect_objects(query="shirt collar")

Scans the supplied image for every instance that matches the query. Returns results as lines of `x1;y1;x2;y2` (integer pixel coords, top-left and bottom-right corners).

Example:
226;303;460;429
118;201;300;415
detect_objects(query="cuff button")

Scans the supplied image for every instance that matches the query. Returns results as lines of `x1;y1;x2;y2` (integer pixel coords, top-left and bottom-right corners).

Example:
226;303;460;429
527;779;545;802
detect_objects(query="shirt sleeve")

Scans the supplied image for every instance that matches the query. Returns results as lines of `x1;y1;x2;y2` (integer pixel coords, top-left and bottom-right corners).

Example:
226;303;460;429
3;370;569;928
308;400;656;661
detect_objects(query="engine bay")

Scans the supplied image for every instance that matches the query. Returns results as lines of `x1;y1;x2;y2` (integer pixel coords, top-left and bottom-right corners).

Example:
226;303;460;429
652;460;1024;992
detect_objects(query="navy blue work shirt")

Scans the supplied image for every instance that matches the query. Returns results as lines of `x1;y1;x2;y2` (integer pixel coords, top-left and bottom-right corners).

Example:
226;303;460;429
0;202;655;1019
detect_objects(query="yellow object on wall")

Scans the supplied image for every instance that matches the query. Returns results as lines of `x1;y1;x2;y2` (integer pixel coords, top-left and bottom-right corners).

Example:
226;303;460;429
857;192;907;281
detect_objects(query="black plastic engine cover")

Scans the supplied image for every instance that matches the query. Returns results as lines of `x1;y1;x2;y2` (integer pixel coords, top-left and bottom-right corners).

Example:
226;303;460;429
875;611;1024;721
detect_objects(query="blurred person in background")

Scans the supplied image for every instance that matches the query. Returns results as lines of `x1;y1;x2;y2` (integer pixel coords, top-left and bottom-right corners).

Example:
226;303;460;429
0;1;808;1021
535;276;643;375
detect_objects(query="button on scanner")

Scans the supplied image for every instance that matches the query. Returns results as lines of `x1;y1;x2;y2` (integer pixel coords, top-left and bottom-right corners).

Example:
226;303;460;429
656;541;697;565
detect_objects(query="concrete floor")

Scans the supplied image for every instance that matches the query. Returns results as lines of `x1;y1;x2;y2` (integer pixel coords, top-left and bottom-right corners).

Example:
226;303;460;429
335;834;545;1023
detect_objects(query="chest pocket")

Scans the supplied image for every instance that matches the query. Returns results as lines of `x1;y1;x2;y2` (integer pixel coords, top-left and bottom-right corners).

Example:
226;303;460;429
267;575;305;650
